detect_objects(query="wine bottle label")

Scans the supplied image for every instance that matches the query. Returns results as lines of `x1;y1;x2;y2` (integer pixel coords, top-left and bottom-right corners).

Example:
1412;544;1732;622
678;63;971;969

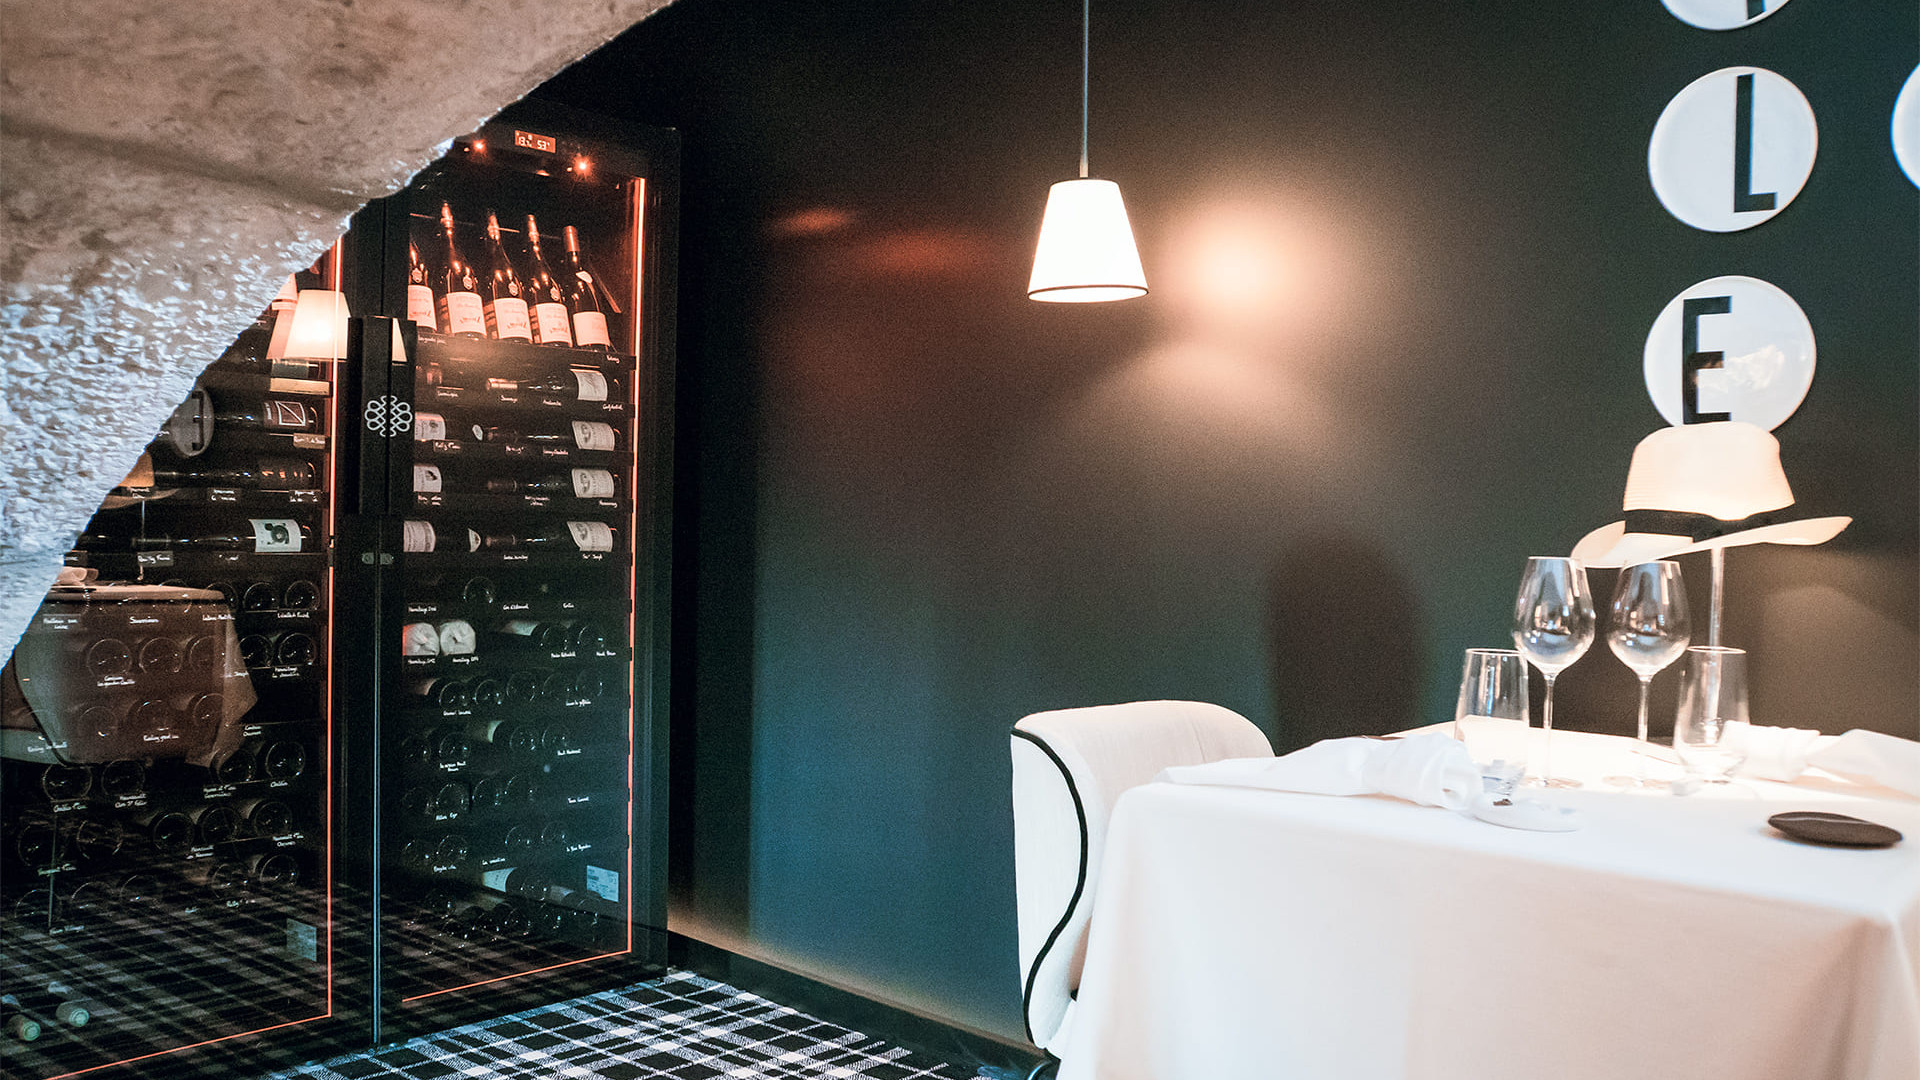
262;400;314;430
571;420;616;451
413;412;447;441
441;291;485;336
250;518;302;553
481;867;513;891
401;622;442;656
499;620;540;637
407;285;437;331
412;464;443;493
467;528;482;552
532;302;573;345
486;297;532;341
403;520;437;552
567;521;614;552
571;468;615;498
573;369;609;402
572;310;611;348
435;620;477;655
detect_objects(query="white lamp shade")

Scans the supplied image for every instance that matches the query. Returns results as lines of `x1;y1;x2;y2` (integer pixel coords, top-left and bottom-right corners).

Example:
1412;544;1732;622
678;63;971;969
1028;178;1148;303
281;289;351;361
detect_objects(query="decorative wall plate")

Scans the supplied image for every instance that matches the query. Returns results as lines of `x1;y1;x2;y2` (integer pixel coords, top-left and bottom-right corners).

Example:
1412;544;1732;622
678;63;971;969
1643;275;1815;431
1659;0;1794;32
1649;67;1817;232
1894;64;1920;189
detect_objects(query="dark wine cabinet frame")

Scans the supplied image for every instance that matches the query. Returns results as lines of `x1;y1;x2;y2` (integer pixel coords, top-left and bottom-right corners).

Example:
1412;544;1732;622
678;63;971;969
336;99;680;1047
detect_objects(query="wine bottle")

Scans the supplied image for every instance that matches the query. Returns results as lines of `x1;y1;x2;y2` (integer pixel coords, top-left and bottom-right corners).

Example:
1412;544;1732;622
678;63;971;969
282;578;321;610
406;237;438;331
185;804;242;844
39;763;92;801
233;798;293;836
402;780;471;822
437;203;486;338
476;521;617;552
184;691;223;728
13;819;59;869
124;518;311;553
181;858;249;893
261;740;308;780
469;676;506;709
242;582;279;611
476;719;539;756
482;210;532;342
407;676;472;709
212;745;255;783
142;453;317;490
524;215;574;346
71;818;126;862
244;852;300;889
132;810;196;856
98;759;145;799
563;226;613;348
274;631;316;667
486;468;617;498
213;397;320;432
490;619;571;652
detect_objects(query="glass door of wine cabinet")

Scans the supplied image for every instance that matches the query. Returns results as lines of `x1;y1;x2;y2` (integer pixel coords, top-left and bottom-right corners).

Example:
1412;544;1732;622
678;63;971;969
351;102;674;1040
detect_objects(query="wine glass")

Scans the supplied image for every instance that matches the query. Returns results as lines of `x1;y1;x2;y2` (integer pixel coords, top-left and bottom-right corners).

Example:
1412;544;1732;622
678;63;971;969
1512;556;1596;788
1603;561;1691;788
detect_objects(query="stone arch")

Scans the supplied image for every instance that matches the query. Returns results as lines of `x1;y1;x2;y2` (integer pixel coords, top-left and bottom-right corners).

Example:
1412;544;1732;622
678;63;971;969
0;0;674;663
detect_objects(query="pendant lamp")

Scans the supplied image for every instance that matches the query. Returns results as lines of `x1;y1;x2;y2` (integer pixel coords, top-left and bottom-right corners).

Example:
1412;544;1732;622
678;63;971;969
1027;0;1147;303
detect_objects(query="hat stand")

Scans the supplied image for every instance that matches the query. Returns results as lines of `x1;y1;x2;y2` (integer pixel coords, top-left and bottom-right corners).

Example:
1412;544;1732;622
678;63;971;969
1708;547;1726;647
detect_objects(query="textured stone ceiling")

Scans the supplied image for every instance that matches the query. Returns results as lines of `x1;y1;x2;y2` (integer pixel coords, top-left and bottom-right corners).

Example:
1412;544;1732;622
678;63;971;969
0;0;676;666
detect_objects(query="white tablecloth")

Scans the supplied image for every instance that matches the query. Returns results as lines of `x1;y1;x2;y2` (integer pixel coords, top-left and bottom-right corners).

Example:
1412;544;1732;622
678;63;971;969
1056;729;1920;1080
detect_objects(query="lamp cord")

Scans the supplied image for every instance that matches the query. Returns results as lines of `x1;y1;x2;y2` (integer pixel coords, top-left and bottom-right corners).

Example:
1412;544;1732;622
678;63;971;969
1080;0;1090;179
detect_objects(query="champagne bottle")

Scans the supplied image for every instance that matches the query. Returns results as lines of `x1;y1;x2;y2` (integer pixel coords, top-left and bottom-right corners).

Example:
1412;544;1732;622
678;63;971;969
438;203;486;338
406;237;438;331
563;226;613;348
482;210;532;342
524;215;574;346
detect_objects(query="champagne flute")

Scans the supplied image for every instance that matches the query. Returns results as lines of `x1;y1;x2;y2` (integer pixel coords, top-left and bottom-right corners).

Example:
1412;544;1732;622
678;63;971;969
1603;561;1691;788
1512;556;1596;788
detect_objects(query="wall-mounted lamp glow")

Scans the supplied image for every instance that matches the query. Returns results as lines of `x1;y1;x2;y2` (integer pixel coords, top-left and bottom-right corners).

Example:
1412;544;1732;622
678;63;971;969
1027;0;1147;303
280;288;351;361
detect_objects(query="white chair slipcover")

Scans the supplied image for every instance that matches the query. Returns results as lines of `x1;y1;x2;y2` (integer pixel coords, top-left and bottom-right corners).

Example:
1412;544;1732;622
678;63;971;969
1011;701;1273;1057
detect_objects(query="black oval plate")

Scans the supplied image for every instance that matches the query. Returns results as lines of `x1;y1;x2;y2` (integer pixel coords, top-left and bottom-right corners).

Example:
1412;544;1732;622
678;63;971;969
1768;811;1903;848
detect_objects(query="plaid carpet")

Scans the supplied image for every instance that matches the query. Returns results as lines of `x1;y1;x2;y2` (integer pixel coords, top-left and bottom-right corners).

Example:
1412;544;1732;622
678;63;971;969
257;971;975;1080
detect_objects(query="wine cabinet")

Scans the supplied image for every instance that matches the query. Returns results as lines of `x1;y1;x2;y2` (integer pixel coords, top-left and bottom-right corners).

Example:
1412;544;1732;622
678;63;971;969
0;101;676;1079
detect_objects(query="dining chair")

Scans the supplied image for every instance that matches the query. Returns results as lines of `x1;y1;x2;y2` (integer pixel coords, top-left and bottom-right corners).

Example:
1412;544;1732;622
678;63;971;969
1010;700;1273;1076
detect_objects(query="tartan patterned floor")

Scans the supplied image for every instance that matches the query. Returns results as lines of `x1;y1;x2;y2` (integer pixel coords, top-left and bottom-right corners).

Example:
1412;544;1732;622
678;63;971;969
257;971;976;1080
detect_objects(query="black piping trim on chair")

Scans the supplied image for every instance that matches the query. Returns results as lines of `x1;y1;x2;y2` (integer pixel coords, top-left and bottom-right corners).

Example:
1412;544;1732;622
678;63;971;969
1010;726;1090;1050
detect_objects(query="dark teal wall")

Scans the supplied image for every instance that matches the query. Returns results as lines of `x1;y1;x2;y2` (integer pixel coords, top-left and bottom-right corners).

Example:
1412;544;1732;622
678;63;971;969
544;0;1919;1041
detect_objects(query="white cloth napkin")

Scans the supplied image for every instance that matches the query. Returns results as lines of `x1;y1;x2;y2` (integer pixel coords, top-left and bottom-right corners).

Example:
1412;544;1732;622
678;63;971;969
1158;733;1482;811
1728;723;1823;781
1809;730;1920;799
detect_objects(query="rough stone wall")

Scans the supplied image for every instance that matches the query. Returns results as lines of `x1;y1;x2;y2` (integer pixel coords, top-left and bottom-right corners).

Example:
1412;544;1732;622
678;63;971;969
0;0;674;667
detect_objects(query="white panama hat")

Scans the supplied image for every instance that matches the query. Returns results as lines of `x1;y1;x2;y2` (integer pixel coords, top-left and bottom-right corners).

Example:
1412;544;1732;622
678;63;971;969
1571;421;1850;569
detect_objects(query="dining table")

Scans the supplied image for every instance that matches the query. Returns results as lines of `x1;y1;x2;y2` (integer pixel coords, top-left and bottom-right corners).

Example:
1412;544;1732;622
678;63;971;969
1053;727;1920;1080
